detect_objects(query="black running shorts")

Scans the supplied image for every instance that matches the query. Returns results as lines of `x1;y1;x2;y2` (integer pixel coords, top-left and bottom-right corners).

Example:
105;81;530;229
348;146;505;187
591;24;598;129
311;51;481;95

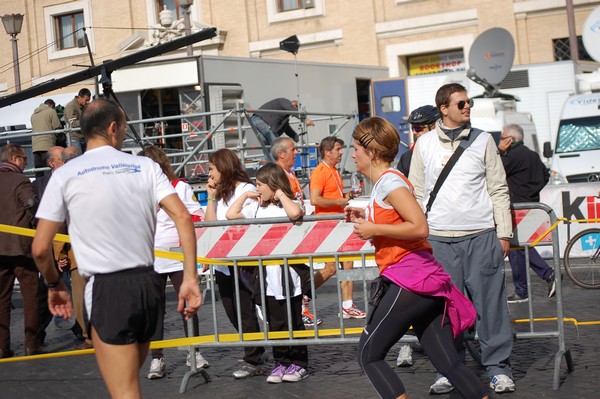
89;267;164;345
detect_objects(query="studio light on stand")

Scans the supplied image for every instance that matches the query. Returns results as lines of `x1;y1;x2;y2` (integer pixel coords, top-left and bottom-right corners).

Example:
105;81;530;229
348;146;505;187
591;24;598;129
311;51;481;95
2;13;24;93
279;35;310;175
279;34;301;105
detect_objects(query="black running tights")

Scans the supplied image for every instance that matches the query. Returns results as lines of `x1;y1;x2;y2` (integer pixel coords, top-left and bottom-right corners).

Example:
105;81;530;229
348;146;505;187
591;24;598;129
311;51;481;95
357;283;487;399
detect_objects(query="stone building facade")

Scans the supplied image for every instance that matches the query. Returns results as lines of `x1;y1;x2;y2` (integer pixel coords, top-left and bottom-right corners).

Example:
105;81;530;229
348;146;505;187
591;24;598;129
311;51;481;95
0;0;598;95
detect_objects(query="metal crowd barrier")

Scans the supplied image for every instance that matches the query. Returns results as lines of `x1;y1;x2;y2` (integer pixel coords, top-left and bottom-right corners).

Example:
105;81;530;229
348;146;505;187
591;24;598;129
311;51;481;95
0;203;574;393
178;205;574;392
178;215;377;392
509;202;574;389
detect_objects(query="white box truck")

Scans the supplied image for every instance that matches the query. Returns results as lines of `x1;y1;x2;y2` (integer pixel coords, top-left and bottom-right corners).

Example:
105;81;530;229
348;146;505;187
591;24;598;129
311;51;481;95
543;92;600;184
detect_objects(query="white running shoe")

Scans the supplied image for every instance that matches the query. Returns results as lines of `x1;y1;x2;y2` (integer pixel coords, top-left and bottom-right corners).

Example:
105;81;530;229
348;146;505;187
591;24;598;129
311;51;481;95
396;344;413;367
429;376;454;394
186;351;209;368
341;305;366;319
489;374;515;393
147;357;165;379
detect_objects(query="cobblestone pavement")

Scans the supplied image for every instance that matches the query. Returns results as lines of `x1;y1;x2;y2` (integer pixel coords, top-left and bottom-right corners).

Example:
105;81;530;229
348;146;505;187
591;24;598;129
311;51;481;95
0;261;598;398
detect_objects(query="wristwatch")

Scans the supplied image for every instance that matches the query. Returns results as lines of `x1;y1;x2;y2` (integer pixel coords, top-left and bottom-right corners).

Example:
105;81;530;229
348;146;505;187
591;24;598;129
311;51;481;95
46;280;61;289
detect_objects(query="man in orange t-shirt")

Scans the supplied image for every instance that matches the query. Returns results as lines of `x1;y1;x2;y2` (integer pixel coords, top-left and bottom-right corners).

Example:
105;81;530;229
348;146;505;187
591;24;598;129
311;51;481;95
271;137;303;201
310;137;365;319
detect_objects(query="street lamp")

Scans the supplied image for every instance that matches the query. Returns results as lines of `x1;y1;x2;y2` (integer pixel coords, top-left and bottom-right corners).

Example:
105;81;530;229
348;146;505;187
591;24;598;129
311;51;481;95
1;13;24;92
180;0;194;56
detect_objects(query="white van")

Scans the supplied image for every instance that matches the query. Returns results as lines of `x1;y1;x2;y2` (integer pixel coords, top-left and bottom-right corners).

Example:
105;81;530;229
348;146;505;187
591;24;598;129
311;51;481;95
543;92;600;184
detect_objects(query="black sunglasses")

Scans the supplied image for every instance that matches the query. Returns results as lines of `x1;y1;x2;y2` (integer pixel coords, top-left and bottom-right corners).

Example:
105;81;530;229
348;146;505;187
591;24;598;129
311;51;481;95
412;124;430;133
452;99;474;110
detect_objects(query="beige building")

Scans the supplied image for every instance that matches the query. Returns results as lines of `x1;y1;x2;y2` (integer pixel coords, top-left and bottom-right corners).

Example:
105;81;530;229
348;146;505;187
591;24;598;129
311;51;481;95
0;0;599;96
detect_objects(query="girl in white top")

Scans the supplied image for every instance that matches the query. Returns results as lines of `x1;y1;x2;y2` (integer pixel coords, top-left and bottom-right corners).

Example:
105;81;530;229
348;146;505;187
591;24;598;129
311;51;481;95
226;162;309;384
138;146;208;378
202;149;265;379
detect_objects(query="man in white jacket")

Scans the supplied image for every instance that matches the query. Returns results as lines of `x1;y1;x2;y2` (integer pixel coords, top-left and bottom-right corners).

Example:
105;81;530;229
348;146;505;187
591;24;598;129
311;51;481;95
409;83;515;395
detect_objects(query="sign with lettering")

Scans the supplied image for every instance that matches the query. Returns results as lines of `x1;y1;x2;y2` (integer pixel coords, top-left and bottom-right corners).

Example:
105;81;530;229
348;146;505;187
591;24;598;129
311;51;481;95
408;51;466;76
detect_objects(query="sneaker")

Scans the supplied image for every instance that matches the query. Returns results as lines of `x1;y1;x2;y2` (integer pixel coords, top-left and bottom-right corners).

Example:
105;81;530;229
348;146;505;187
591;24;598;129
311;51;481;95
233;360;264;379
282;363;309;382
302;307;323;327
74;339;94;350
341;304;366;319
147;357;165;379
507;293;529;304
266;363;287;384
25;346;47;356
547;272;556;298
429;376;454;394
396;344;413;367
489;374;515;393
186;351;209;368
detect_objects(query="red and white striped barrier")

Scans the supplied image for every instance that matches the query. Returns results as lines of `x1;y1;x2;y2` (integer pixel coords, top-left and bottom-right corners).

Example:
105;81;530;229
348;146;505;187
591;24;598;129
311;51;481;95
194;208;552;260
196;220;373;259
511;208;552;245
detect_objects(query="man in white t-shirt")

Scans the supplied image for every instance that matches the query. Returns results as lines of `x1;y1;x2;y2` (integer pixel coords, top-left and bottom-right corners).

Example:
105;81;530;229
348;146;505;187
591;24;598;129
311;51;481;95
32;98;202;399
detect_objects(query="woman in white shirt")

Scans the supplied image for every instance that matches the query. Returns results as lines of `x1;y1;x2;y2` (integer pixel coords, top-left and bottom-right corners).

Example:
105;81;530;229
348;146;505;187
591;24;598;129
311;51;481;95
138;146;208;379
203;148;265;379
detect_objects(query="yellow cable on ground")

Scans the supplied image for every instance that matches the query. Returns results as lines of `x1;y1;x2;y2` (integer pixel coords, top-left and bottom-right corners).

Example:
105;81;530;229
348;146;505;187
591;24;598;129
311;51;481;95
512;317;600;327
3;317;600;364
0;327;364;363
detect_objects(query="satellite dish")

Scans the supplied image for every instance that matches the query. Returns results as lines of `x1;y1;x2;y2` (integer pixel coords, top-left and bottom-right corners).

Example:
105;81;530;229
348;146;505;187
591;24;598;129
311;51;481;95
469;27;515;85
583;6;600;63
467;27;516;98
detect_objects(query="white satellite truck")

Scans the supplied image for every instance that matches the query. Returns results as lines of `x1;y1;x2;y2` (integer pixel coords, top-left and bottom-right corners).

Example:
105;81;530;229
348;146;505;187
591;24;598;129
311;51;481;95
543;7;600;184
543;92;600;184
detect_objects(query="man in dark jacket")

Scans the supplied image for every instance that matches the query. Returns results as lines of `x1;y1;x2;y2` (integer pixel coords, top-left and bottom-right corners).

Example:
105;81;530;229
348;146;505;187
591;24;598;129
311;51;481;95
0;144;42;357
499;124;555;303
396;105;439;177
250;98;314;160
64;88;92;153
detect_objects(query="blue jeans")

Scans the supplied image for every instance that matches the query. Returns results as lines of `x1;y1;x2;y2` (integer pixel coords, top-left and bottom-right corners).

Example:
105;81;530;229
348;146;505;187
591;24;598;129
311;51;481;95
54;268;73;328
69;138;86;154
508;248;553;298
250;115;276;160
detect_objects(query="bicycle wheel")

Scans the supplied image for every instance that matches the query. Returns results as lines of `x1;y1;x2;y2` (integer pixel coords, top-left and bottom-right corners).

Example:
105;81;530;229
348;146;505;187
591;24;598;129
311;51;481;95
563;228;600;289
